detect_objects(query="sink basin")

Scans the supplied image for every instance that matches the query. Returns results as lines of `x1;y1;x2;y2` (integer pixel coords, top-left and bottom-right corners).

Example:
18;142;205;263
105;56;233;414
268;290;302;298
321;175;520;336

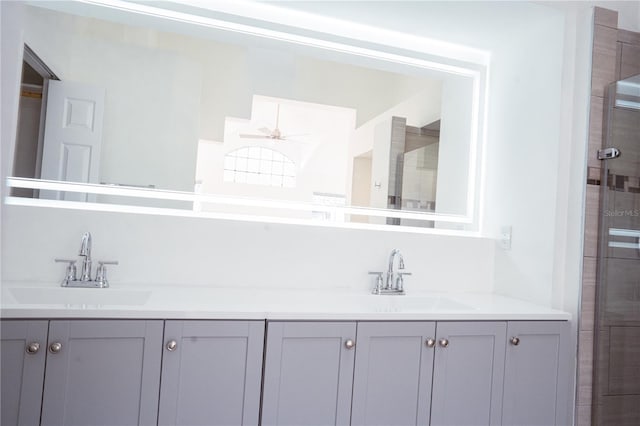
369;295;474;312
10;287;152;306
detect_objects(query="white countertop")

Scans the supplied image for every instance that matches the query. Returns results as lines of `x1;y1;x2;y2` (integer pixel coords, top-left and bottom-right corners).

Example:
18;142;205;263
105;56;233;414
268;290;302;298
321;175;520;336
0;282;571;321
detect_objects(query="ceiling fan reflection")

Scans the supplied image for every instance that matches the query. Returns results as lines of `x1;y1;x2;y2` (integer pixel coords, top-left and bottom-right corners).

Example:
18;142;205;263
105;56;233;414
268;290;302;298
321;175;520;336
239;104;308;141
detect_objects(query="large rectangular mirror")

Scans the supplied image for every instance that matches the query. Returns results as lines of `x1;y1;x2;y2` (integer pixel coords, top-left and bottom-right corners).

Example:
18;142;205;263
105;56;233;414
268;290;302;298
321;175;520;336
8;1;487;229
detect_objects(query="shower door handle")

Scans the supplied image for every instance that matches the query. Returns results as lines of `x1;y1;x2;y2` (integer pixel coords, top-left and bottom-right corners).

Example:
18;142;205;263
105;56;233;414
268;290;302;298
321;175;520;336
597;147;621;160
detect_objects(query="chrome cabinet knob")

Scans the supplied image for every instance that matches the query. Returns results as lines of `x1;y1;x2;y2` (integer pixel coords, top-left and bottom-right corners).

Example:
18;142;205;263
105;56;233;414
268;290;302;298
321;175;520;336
345;339;355;349
166;340;178;351
26;342;40;354
49;342;62;354
510;337;520;346
439;338;449;348
426;338;436;348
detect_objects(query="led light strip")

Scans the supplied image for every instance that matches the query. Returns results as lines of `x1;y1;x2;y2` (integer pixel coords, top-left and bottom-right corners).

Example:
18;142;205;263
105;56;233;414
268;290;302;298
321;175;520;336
7;177;471;223
68;0;478;77
4;196;477;237
172;0;490;65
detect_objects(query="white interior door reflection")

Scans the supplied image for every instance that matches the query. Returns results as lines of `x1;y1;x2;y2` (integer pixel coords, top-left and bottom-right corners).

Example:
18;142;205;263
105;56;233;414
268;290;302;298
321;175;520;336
40;80;105;201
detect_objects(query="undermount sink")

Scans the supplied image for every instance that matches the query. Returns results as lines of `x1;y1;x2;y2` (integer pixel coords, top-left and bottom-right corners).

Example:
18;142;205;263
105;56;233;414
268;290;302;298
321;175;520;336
369;295;474;312
10;287;152;306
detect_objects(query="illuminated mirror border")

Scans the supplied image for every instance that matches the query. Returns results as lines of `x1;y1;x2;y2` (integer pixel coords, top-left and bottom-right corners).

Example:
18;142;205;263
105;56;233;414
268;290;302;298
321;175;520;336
13;0;490;232
6;177;476;236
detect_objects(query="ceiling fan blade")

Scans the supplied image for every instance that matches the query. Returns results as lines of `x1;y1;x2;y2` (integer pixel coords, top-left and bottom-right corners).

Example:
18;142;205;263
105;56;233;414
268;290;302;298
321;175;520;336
239;134;271;139
239;104;291;141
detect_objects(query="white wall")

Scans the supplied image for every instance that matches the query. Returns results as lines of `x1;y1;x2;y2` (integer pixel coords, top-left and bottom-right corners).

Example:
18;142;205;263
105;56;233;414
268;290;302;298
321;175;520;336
369;118;393;218
435;75;474;217
549;5;594;319
1;204;495;293
482;9;566;306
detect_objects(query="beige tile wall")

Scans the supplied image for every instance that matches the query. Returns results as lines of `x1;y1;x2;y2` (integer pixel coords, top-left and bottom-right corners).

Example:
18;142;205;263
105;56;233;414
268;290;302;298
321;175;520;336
576;7;618;426
577;7;640;425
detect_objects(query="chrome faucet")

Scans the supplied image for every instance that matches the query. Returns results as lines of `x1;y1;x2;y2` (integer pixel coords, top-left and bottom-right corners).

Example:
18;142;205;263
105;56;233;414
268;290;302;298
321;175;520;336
368;249;411;295
386;249;405;290
55;232;118;288
79;232;92;282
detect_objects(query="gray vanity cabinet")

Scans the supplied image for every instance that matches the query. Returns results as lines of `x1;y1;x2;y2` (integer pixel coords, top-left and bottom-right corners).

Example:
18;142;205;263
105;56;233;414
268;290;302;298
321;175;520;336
2;317;570;426
39;320;163;426
502;321;571;426
261;321;357;426
158;320;265;426
351;321;436;426
0;320;48;426
430;321;507;426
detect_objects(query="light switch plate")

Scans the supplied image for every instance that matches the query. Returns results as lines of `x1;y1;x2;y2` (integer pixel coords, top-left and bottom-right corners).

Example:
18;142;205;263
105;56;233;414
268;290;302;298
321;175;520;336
500;226;512;250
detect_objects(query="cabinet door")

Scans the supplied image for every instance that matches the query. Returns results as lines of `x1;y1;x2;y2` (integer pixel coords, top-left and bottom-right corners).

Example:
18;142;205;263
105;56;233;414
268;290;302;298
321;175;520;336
430;321;506;426
261;321;356;426
40;320;163;426
351;322;436;426
502;321;570;426
1;320;48;426
158;320;265;426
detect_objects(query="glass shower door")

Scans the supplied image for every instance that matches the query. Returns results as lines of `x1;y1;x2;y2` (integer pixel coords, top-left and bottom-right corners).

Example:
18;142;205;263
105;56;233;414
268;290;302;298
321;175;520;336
593;73;640;426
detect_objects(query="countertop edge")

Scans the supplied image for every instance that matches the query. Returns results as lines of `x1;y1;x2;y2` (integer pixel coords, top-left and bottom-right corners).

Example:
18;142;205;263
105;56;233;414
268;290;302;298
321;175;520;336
0;308;572;321
0;284;573;321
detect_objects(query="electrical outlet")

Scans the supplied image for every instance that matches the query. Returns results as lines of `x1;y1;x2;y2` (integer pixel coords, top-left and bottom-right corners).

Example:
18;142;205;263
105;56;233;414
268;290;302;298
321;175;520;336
500;226;512;250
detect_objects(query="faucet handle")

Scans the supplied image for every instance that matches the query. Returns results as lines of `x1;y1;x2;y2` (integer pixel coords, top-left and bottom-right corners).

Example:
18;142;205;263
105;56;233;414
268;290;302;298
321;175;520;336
368;271;384;294
395;272;412;292
55;259;77;285
95;261;118;288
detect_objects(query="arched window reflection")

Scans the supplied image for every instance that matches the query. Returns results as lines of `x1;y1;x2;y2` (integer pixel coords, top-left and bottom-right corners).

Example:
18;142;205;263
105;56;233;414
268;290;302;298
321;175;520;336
223;146;296;188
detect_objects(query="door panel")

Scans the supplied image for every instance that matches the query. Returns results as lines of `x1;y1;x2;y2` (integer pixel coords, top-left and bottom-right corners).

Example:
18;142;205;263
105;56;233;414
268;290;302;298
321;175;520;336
0;320;48;426
502;321;570;426
430;321;506;426
351;321;436;426
261;322;356;426
40;79;105;201
594;73;640;426
158;320;264;426
40;320;163;426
